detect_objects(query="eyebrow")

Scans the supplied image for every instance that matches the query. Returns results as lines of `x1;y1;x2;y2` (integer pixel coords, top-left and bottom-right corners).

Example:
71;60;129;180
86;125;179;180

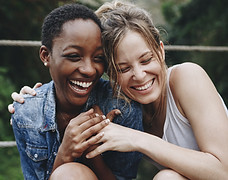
63;45;103;52
117;51;152;66
138;51;152;59
63;45;82;51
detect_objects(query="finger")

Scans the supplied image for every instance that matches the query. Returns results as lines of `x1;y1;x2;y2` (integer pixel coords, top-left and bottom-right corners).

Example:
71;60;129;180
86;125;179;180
86;143;107;159
8;104;15;114
19;86;36;96
33;82;42;89
80;117;110;139
92;105;103;115
69;108;95;126
93;105;121;122
11;92;24;103
106;109;121;122
82;132;105;151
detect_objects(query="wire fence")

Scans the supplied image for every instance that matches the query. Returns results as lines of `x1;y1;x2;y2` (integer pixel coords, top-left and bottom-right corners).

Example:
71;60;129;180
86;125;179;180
1;39;228;52
1;40;228;147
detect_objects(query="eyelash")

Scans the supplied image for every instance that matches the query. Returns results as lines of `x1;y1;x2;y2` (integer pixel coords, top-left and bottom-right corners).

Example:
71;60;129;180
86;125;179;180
141;57;152;64
63;54;81;61
63;54;105;63
118;57;153;73
94;55;105;63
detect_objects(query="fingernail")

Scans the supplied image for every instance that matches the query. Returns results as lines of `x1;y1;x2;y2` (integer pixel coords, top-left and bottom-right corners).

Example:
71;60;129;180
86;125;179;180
102;115;106;119
115;110;121;115
95;113;99;117
105;119;110;124
100;132;104;136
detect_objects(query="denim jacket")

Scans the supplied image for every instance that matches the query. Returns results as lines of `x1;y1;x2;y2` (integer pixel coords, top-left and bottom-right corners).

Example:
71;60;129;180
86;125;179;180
12;79;143;180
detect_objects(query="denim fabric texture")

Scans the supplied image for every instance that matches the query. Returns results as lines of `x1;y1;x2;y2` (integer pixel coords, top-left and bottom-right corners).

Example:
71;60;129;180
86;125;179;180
12;78;143;180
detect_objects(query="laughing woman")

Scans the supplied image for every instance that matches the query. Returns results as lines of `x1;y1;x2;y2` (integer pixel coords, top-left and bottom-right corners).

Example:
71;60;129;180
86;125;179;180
84;1;228;179
9;3;143;180
9;1;228;179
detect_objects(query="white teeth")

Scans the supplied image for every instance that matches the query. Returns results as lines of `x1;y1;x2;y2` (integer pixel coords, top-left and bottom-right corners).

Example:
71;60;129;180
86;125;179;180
70;80;92;88
135;80;153;91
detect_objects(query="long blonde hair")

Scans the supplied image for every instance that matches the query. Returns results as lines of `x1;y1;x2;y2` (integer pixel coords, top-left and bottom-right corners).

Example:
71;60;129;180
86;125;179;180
96;0;167;105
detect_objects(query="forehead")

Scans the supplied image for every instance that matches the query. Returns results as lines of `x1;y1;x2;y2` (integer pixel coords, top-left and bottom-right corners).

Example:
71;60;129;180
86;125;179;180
116;31;150;61
61;18;101;38
53;19;102;49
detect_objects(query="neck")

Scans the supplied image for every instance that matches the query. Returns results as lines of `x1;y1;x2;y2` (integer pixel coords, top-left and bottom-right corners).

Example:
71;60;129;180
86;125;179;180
56;101;84;141
142;90;167;137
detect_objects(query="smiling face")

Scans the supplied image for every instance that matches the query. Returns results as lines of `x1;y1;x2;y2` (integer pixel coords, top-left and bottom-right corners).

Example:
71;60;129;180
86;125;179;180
42;19;105;111
115;31;165;104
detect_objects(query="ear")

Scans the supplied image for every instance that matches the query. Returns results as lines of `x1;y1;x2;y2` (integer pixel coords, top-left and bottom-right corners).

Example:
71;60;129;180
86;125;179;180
39;45;50;67
160;41;165;60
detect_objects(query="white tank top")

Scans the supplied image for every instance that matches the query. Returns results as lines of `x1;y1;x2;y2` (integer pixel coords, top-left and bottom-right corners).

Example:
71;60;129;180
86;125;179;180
148;65;228;169
163;66;199;150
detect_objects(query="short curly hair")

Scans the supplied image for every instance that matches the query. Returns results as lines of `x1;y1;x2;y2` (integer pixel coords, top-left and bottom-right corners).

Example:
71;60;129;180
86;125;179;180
41;3;102;51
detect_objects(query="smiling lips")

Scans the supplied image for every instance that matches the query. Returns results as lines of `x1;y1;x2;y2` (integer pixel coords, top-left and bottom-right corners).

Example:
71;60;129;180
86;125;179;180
132;78;155;91
70;80;93;92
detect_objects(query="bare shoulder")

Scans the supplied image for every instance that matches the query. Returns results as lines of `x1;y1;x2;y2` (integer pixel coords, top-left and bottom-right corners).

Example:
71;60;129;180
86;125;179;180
168;62;217;117
169;62;213;93
170;62;207;83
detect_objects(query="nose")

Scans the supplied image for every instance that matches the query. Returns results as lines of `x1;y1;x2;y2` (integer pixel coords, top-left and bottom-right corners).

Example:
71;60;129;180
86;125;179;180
78;59;96;77
132;66;146;81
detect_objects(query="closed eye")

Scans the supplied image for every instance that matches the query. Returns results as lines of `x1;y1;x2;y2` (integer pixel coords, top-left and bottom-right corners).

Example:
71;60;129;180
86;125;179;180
62;53;81;62
141;57;152;64
117;66;130;73
94;55;105;63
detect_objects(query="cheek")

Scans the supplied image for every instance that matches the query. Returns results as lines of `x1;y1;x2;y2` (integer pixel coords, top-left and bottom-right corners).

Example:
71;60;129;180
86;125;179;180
117;74;129;90
49;63;72;81
152;62;163;76
97;64;105;75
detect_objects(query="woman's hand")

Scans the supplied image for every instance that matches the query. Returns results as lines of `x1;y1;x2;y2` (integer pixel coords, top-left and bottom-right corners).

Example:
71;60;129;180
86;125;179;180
86;122;138;159
57;109;109;161
53;107;120;173
82;106;121;180
8;83;42;113
83;105;121;155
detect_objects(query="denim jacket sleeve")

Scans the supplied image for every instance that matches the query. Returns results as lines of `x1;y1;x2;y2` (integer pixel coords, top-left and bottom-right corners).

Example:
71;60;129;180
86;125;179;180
12;118;49;180
11;82;58;180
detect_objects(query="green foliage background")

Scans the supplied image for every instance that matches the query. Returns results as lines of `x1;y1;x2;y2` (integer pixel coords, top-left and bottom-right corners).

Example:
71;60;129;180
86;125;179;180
0;0;227;179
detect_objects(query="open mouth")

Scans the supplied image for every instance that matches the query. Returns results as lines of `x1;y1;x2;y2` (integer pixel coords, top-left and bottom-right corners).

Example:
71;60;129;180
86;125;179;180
132;78;155;91
69;80;93;92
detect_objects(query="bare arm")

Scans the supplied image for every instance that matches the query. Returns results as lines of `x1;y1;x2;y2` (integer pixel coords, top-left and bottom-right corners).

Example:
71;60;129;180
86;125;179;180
87;63;228;179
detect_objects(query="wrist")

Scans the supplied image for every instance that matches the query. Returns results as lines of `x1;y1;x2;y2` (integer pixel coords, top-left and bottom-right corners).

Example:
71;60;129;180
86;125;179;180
57;145;74;163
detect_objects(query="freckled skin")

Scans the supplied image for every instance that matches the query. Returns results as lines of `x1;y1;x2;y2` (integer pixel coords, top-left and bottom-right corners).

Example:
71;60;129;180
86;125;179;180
116;31;163;105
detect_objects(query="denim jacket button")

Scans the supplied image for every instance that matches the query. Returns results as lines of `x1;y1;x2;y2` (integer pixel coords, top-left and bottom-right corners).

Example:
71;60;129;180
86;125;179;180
34;154;38;158
53;152;57;156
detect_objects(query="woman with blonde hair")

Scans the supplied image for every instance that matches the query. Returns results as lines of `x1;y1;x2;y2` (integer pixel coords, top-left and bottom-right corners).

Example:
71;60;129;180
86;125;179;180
86;1;228;179
9;1;228;179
